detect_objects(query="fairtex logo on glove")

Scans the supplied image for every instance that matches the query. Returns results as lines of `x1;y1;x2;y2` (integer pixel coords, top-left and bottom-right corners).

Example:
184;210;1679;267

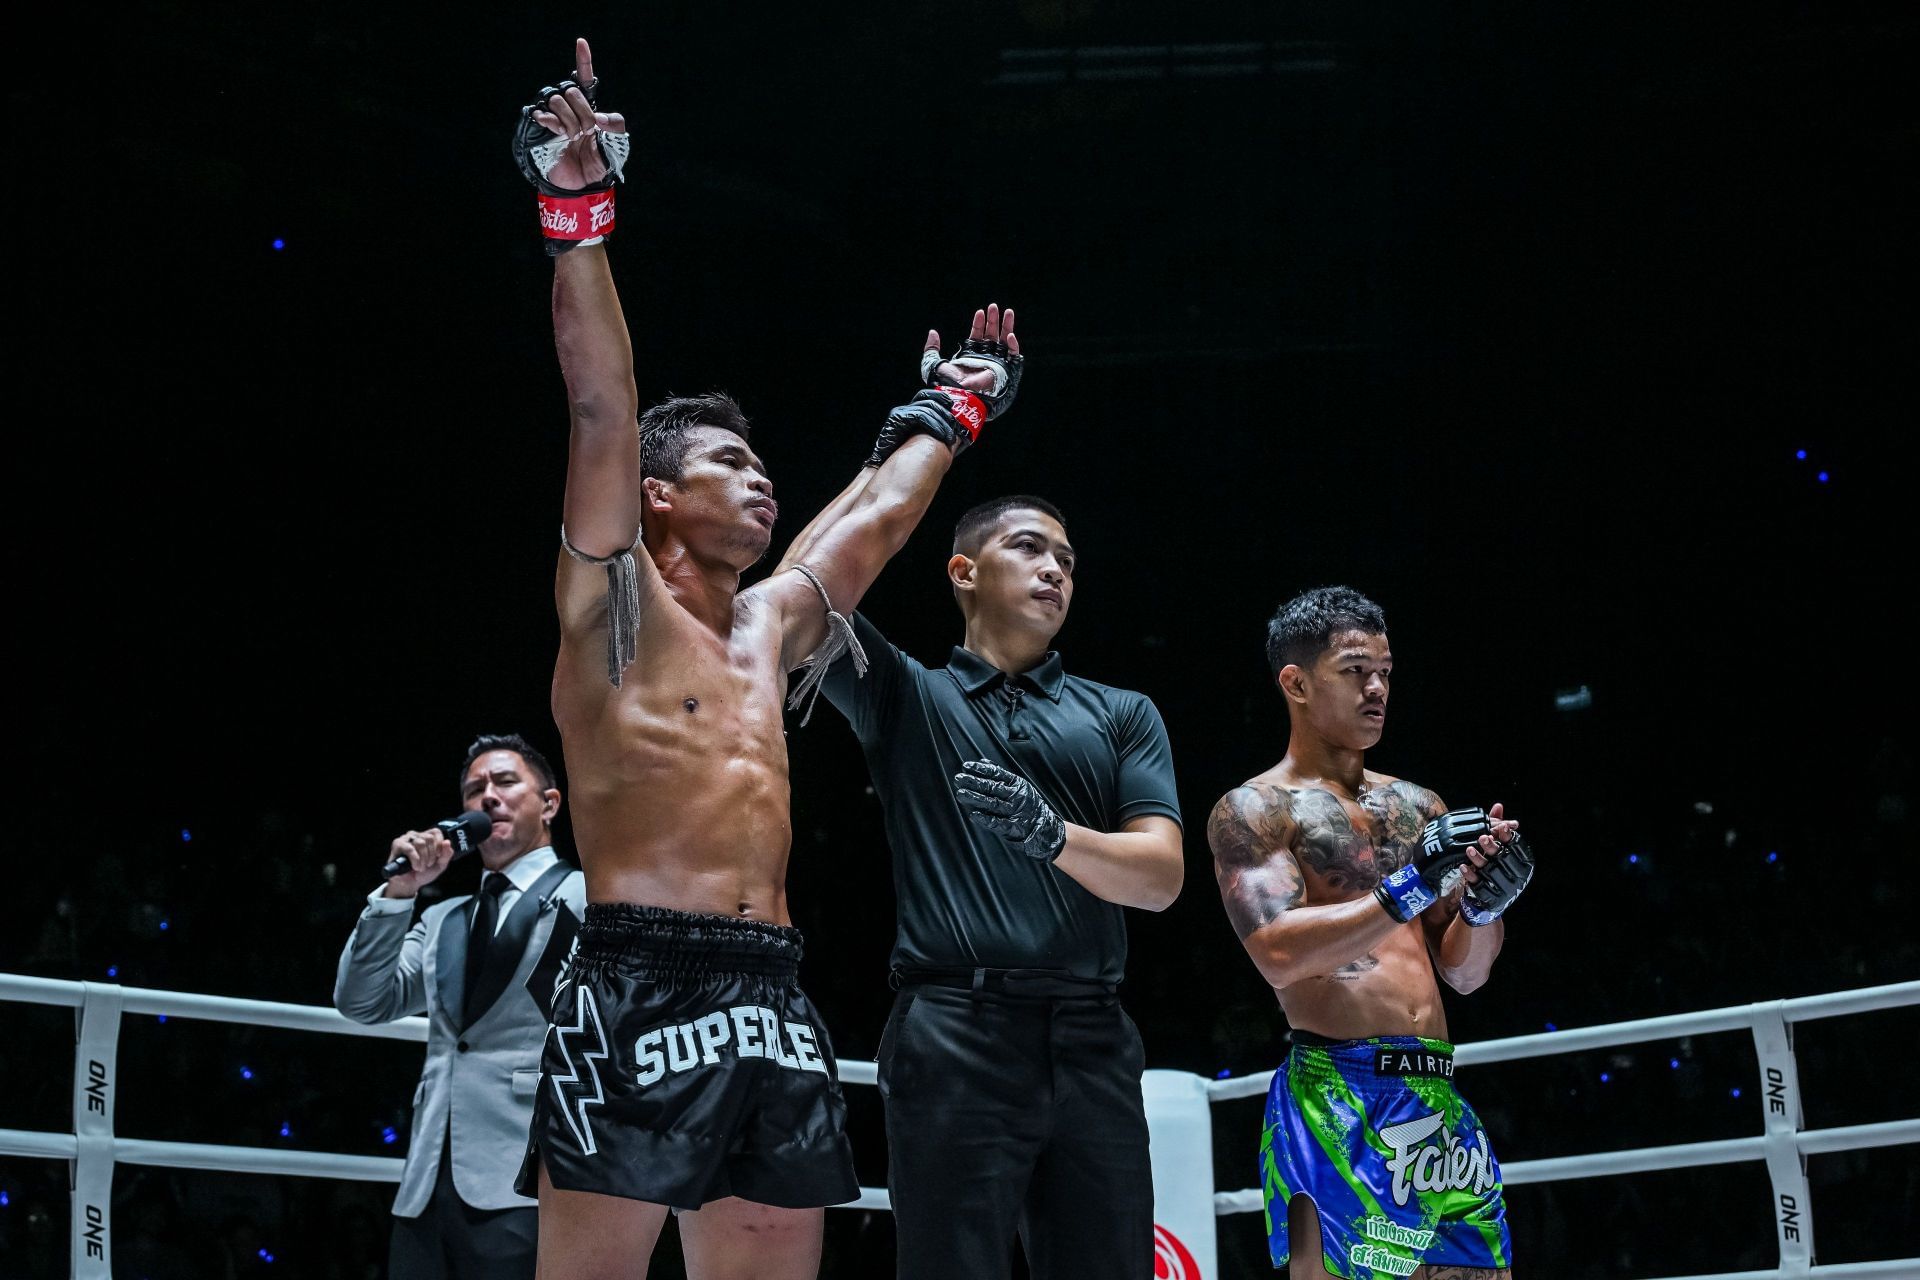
537;191;616;241
928;386;988;442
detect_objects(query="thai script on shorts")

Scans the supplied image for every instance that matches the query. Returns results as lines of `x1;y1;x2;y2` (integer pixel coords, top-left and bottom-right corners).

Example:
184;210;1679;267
634;1005;828;1085
1363;1216;1435;1251
1347;1242;1420;1276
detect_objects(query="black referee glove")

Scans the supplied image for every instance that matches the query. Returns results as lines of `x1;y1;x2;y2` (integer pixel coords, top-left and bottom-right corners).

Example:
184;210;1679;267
954;760;1067;862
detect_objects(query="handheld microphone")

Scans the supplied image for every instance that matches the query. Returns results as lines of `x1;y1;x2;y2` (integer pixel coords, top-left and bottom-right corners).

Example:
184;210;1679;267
381;809;493;879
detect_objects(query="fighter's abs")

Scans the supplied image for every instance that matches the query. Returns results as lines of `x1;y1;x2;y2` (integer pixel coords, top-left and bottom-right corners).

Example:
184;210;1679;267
559;679;797;916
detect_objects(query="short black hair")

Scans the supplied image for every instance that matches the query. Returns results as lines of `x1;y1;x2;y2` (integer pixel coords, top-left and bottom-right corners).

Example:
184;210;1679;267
1265;586;1388;677
637;393;753;484
952;495;1067;557
460;733;560;795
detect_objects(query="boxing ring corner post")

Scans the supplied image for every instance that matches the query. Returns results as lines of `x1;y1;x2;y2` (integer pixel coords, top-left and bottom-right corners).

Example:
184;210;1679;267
3;973;1918;1280
1144;1068;1220;1279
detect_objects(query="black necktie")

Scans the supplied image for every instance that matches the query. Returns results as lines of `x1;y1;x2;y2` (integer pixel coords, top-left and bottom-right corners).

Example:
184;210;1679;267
463;872;511;1026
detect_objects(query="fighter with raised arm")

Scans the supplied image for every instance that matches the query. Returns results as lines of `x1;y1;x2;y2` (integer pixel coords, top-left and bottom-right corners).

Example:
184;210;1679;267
508;39;1025;1280
1208;587;1535;1280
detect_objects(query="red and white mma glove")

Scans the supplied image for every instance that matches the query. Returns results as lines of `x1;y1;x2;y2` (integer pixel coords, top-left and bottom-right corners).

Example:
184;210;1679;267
511;75;630;255
863;336;1024;468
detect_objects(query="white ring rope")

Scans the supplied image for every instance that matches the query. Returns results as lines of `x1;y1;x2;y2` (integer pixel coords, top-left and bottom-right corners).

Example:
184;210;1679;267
3;973;1914;1279
1204;980;1920;1101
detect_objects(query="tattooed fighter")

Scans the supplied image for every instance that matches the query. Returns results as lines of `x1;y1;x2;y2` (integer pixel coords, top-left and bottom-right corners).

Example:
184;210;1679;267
1207;587;1536;1280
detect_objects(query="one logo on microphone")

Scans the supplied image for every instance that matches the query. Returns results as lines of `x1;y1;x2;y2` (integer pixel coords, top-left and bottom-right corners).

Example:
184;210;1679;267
1153;1224;1200;1280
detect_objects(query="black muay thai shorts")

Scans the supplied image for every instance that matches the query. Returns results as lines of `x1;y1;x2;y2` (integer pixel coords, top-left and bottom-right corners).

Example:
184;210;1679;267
516;903;858;1211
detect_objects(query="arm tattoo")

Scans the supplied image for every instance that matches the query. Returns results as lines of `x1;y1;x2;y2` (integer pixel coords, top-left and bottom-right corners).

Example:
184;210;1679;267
1208;786;1304;941
1358;781;1438;874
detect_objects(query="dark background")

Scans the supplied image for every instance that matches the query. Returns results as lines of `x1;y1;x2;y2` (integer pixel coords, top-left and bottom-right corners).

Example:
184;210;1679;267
6;2;1916;1276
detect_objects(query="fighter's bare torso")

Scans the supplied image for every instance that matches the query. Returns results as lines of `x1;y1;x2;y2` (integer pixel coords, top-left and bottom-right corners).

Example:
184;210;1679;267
1216;764;1454;1040
552;552;809;921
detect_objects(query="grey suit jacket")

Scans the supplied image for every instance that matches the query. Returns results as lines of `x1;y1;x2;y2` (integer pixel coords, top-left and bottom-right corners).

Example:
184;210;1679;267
334;861;586;1216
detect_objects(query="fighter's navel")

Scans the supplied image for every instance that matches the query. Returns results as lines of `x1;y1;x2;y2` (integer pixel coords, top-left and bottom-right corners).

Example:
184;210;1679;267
683;698;699;714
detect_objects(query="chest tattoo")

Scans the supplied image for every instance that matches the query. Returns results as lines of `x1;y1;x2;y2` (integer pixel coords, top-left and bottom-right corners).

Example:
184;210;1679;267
1291;781;1429;893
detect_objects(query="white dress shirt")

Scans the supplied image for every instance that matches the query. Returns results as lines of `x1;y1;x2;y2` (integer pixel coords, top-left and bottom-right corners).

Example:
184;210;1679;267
365;845;561;935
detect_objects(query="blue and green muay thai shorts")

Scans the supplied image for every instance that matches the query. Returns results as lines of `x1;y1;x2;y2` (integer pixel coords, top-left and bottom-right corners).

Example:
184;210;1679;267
1262;1032;1512;1277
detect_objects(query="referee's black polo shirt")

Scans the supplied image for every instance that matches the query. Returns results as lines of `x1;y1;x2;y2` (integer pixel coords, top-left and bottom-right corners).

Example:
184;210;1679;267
819;612;1182;985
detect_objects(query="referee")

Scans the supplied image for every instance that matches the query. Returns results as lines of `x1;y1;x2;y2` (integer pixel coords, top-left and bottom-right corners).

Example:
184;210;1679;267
819;494;1184;1280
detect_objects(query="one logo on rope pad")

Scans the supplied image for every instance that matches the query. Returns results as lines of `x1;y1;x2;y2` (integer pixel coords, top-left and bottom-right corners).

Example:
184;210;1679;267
1153;1224;1200;1280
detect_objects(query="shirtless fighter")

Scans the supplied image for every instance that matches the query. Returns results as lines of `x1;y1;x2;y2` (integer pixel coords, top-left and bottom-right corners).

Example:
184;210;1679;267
1207;587;1536;1280
508;40;1024;1279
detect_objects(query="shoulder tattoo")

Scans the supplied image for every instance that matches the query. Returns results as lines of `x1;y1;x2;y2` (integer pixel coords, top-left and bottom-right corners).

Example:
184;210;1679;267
1208;785;1305;940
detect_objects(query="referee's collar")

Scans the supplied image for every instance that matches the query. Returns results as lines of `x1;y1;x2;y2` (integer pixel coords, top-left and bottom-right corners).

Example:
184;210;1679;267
947;646;1066;702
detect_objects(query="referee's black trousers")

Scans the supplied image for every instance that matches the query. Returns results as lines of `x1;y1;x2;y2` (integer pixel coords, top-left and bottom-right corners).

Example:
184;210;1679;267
878;977;1154;1280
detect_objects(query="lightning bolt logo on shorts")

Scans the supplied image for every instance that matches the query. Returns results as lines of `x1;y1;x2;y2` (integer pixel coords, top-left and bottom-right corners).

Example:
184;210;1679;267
548;984;611;1155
